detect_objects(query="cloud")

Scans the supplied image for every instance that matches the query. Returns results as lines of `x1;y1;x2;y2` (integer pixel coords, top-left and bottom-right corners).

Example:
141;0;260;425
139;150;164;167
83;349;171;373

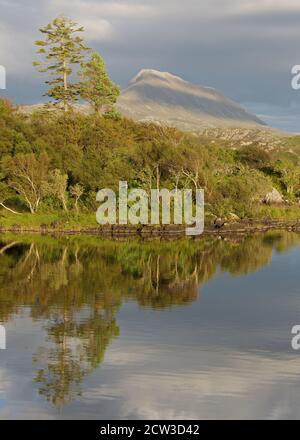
46;0;157;41
48;0;156;18
230;0;300;15
77;18;114;41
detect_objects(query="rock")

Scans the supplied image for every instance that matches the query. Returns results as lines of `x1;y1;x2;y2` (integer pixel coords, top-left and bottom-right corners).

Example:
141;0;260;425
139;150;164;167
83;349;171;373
227;212;240;222
201;127;282;150
214;218;225;229
262;188;283;205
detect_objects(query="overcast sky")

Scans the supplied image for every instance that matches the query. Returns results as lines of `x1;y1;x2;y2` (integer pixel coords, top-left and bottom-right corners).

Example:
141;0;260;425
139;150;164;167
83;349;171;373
1;0;300;131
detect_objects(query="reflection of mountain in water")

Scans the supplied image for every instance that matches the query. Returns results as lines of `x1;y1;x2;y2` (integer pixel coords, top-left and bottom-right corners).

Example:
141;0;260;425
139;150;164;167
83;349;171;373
0;231;299;407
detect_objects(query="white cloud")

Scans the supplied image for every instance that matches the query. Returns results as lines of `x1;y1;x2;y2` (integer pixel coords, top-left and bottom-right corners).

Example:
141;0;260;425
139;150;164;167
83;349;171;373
79;18;114;41
230;0;300;15
49;0;156;18
45;0;157;41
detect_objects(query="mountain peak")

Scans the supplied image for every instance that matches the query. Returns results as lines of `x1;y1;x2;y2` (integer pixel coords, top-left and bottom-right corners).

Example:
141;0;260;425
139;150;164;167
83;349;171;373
118;69;266;130
130;69;185;85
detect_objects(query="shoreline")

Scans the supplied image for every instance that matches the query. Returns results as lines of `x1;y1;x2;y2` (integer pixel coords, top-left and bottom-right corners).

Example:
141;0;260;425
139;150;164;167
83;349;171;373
1;219;300;238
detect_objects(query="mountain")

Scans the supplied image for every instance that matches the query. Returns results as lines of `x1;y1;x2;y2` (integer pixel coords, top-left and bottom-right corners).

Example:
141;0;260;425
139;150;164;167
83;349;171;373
117;69;266;131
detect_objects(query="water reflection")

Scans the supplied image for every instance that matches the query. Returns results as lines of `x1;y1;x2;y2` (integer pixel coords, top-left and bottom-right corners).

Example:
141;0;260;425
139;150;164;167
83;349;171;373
0;231;299;416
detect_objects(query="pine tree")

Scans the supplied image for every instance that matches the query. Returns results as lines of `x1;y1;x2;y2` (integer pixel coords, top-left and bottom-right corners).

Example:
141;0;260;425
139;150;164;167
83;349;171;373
79;52;120;114
34;16;89;111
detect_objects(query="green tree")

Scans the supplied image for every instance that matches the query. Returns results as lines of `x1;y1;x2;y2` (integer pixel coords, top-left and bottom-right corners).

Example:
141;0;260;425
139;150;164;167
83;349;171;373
34;16;89;111
47;169;69;212
4;152;50;213
70;183;84;213
238;145;271;170
79;52;120;114
274;156;300;195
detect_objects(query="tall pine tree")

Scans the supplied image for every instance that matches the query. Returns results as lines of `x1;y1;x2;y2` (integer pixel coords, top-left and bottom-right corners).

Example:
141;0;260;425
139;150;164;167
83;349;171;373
79;52;120;114
34;16;89;111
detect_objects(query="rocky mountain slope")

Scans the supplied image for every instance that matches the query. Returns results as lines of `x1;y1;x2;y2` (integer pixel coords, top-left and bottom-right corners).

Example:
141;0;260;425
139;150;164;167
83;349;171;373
117;69;267;131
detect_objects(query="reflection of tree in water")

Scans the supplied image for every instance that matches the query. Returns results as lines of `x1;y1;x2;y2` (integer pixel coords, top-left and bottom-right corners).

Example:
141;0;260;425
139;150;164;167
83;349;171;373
219;232;300;276
34;307;119;407
113;242;218;308
0;240;121;406
220;238;273;275
0;230;299;406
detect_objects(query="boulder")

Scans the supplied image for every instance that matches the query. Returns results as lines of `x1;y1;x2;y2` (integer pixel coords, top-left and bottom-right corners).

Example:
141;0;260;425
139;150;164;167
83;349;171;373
227;212;240;222
262;188;283;205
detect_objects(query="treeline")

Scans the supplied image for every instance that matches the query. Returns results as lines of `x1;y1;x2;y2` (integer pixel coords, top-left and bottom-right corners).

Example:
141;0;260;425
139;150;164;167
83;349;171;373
1;98;300;220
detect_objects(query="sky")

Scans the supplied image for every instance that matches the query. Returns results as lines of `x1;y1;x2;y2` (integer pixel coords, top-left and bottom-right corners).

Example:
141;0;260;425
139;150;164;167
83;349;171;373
1;0;300;131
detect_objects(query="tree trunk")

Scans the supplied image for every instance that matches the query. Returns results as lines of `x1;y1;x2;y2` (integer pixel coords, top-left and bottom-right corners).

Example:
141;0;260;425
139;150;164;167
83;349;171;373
62;196;68;212
63;59;68;112
156;165;160;191
0;202;21;215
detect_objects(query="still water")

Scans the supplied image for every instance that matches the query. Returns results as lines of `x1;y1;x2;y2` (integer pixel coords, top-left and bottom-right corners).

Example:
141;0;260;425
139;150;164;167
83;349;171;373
0;231;300;419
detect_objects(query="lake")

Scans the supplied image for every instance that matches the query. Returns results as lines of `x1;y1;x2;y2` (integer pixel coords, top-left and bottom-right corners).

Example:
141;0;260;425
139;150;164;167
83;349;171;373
0;231;300;419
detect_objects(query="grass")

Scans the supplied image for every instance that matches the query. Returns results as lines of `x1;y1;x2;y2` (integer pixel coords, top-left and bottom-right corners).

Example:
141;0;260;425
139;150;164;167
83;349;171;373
254;205;300;221
0;211;98;229
1;205;300;232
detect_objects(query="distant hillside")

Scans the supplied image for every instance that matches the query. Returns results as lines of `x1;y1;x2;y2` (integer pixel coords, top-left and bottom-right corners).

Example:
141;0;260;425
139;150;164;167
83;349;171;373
117;69;267;131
